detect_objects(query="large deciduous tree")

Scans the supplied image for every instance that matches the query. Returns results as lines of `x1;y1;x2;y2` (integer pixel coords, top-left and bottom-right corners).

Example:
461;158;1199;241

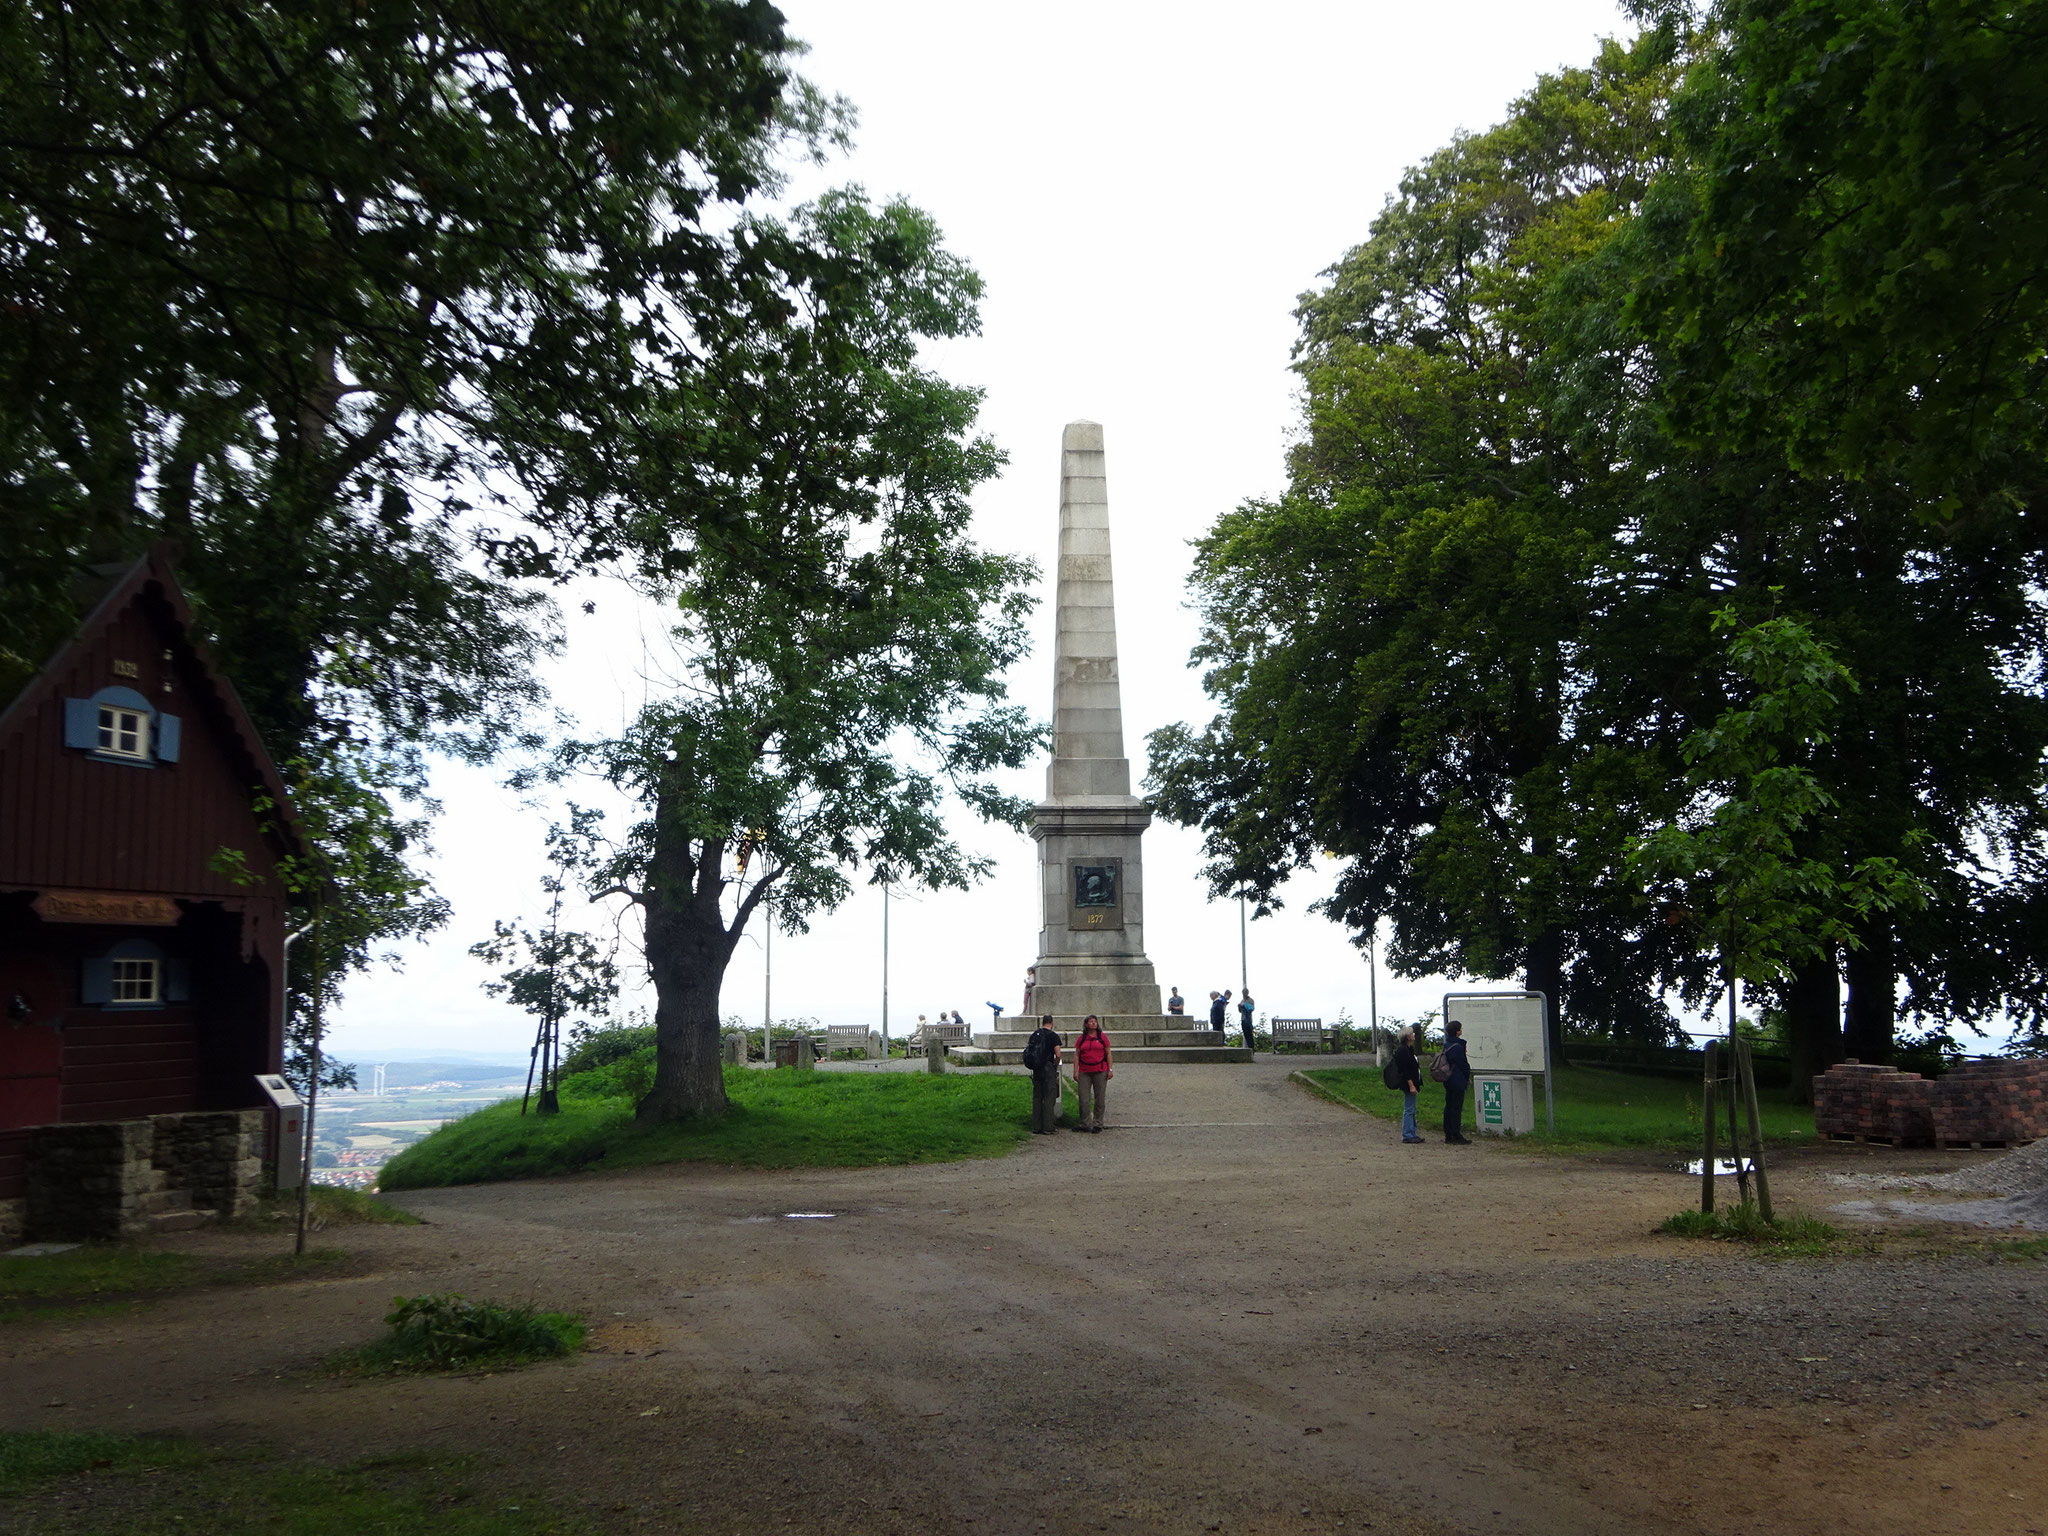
1627;0;2048;1061
0;0;833;992
558;192;1042;1123
1148;37;1692;1061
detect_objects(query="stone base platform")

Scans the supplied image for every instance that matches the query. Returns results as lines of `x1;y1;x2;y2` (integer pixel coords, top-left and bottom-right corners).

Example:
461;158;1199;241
958;1018;1250;1066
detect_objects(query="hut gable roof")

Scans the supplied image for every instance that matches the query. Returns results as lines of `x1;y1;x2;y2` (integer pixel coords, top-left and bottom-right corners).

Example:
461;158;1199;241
0;545;306;898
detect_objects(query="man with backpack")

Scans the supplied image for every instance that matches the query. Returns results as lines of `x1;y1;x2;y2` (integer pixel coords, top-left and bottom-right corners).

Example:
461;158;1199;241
1023;1014;1064;1134
1385;1026;1424;1144
1237;992;1256;1050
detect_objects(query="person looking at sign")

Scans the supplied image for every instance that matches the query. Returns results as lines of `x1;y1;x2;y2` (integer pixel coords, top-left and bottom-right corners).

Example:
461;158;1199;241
1073;1015;1113;1132
1439;1018;1473;1144
1393;1026;1424;1144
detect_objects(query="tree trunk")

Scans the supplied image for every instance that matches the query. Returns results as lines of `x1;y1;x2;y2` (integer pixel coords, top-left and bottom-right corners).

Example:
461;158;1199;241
1523;927;1569;1067
639;894;736;1121
1781;950;1842;1104
1842;918;1896;1065
638;796;743;1123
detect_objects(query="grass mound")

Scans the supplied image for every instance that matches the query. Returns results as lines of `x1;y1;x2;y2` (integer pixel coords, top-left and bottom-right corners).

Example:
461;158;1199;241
1299;1062;1815;1149
339;1293;583;1374
381;1059;1032;1189
1659;1203;1842;1254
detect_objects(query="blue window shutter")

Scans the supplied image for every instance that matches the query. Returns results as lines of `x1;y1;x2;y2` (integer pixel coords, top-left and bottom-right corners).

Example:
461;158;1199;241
64;698;97;749
80;958;114;1005
155;713;182;762
165;959;191;1003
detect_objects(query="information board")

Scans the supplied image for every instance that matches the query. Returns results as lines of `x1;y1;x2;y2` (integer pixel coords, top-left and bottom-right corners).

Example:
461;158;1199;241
1440;992;1547;1074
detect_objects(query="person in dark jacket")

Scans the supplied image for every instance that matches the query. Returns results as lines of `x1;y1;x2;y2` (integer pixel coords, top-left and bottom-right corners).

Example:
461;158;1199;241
1237;992;1256;1050
1207;990;1226;1030
1441;1018;1473;1144
1393;1026;1424;1143
1024;1014;1064;1134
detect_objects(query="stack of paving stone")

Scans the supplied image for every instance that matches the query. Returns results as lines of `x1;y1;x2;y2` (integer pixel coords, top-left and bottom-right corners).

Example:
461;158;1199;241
1929;1058;2048;1148
1812;1060;1937;1144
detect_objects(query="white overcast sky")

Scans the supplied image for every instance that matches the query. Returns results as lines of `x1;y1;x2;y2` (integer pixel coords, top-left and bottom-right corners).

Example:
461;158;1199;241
330;0;1647;1062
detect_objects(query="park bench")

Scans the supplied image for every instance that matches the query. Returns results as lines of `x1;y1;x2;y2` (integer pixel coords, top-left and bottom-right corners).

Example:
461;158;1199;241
909;1019;971;1052
1271;1017;1332;1052
826;1025;877;1059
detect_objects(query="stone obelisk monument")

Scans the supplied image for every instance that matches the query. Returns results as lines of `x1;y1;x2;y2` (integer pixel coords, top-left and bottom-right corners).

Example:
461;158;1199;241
966;423;1246;1062
1026;420;1166;1019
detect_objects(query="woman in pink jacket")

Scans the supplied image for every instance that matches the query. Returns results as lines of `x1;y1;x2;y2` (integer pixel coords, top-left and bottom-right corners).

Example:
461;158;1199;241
1073;1015;1113;1133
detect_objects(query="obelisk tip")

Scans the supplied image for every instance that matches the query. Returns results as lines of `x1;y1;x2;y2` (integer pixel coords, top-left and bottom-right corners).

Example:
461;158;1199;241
1062;420;1104;451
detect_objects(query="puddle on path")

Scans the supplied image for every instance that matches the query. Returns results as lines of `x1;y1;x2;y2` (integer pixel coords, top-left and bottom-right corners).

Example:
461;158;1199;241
1684;1158;1760;1176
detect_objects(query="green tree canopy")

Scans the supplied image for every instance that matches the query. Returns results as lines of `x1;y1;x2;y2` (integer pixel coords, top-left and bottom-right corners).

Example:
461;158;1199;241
548;192;1042;1123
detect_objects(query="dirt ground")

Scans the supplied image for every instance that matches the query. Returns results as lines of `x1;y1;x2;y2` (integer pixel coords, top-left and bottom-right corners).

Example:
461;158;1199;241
4;1060;2045;1536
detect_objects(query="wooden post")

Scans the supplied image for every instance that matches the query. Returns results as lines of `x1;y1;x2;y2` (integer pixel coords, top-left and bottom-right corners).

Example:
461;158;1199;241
1701;1039;1719;1214
1736;1038;1775;1223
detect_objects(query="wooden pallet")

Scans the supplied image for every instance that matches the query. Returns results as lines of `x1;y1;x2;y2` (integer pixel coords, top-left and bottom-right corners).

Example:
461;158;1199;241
1936;1138;2016;1151
1827;1131;1902;1145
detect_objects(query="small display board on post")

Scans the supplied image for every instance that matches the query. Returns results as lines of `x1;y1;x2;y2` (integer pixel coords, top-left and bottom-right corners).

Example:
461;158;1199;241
1440;991;1554;1135
254;1073;305;1191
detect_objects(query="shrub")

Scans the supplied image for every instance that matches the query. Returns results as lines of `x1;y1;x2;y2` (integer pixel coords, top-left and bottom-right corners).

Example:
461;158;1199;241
346;1293;584;1373
560;1042;656;1102
558;1022;657;1079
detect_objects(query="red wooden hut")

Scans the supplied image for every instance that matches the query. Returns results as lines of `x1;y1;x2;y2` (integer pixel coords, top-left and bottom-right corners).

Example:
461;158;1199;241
0;546;303;1239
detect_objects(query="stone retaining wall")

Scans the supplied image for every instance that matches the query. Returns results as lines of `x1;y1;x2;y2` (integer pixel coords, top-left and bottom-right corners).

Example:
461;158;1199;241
22;1110;264;1241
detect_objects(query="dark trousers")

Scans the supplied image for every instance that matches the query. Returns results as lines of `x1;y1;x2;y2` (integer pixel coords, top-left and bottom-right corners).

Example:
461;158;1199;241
1031;1068;1061;1132
1444;1080;1468;1141
1240;1018;1255;1050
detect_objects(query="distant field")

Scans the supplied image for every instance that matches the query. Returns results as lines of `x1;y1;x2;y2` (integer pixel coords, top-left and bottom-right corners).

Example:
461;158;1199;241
1299;1063;1816;1150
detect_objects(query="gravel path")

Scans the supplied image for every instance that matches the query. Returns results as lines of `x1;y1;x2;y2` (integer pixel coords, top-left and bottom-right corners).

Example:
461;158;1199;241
3;1060;2044;1536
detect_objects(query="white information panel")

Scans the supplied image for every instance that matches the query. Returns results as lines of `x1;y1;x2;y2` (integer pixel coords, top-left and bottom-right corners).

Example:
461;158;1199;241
1443;992;1546;1072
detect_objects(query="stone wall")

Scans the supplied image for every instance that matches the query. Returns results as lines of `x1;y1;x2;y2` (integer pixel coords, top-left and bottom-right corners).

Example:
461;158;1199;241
22;1109;265;1241
25;1119;158;1240
151;1110;264;1220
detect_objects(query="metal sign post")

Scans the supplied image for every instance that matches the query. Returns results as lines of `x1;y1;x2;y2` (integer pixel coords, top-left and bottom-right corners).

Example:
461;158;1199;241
1440;990;1554;1135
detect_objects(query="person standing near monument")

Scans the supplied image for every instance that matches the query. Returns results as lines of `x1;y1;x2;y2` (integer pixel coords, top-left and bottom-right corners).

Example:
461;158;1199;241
1206;991;1224;1029
1393;1026;1424;1144
1440;1018;1473;1144
1022;966;1037;1015
1023;1014;1064;1135
1167;987;1185;1016
1074;1015;1113;1132
1237;992;1256;1050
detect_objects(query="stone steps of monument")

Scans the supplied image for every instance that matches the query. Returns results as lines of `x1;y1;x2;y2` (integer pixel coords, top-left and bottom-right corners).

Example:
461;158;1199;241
976;1028;1238;1050
953;1045;1253;1066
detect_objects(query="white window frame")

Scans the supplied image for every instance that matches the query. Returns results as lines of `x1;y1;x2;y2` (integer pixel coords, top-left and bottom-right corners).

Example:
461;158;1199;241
97;704;149;759
110;956;160;1004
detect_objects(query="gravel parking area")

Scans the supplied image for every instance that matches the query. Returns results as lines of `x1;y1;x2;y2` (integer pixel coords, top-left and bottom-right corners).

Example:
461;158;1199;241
3;1060;2043;1535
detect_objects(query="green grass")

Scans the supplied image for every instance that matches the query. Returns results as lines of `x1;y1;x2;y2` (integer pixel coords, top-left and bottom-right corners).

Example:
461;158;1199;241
1659;1203;1846;1256
1297;1062;1816;1149
0;1435;589;1532
336;1292;585;1375
0;1429;208;1493
381;1061;1036;1189
0;1245;346;1326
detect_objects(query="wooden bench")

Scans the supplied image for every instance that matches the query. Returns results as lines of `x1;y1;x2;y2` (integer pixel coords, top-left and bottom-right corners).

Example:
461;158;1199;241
825;1025;875;1059
1271;1017;1331;1052
909;1020;970;1052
